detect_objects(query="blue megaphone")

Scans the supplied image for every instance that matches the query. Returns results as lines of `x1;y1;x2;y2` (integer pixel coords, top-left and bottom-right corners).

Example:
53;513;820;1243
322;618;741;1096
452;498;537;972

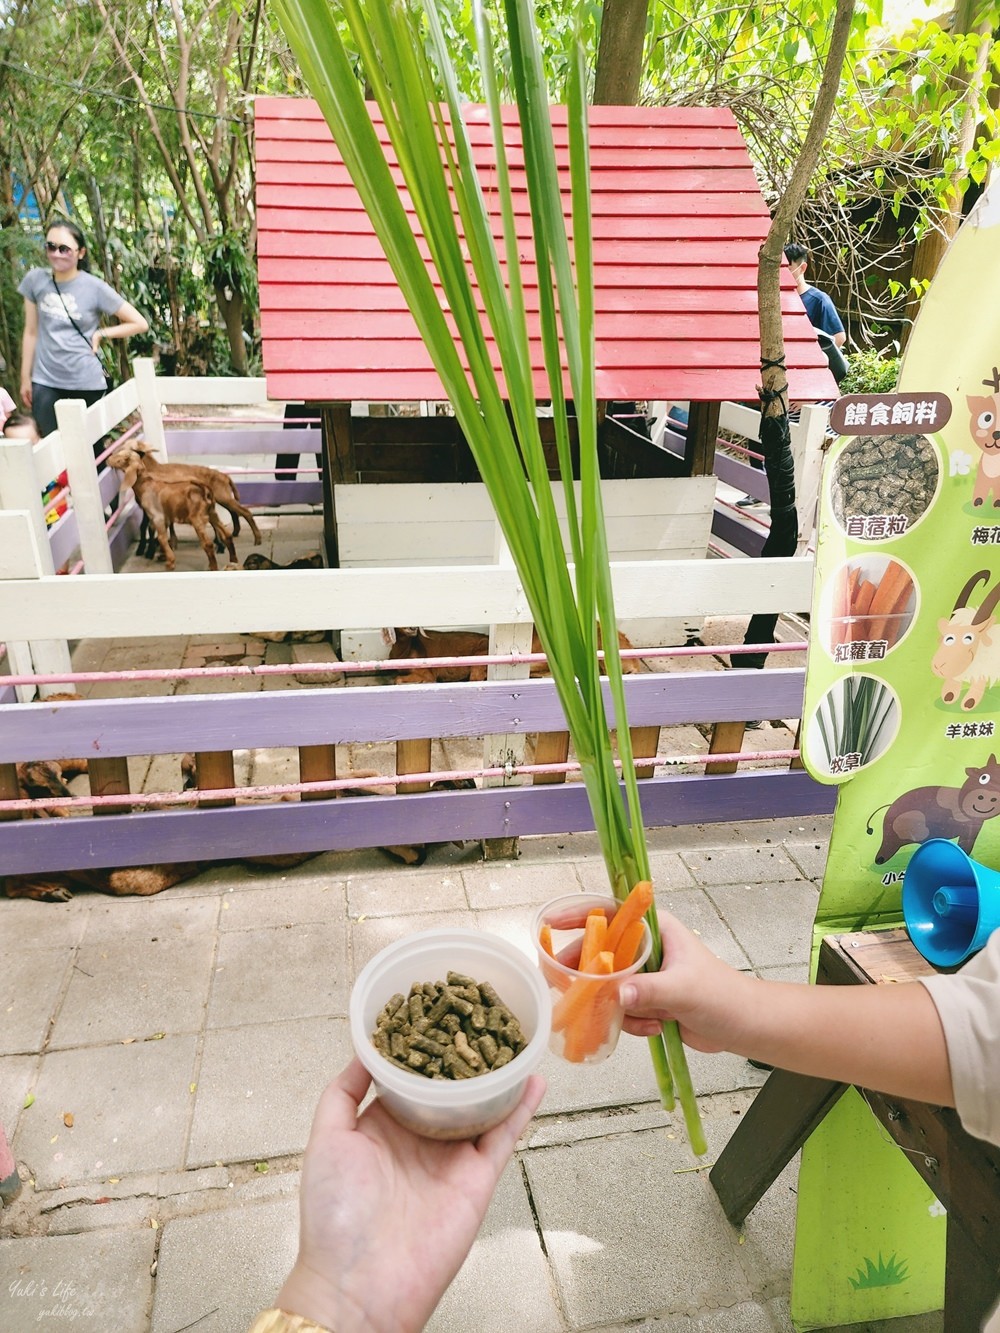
902;838;1000;968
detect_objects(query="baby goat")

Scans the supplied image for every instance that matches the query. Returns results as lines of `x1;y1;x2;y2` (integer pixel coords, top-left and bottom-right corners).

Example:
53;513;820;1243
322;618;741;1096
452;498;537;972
112;440;262;555
109;450;235;570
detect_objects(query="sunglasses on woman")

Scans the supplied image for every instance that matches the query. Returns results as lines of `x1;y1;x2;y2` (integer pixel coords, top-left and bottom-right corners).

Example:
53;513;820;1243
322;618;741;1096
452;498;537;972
45;241;77;255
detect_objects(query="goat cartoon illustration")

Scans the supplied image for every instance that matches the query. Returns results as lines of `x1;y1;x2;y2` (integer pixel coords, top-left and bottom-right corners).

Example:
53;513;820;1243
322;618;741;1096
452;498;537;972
966;366;1000;508
867;754;1000;863
931;569;1000;711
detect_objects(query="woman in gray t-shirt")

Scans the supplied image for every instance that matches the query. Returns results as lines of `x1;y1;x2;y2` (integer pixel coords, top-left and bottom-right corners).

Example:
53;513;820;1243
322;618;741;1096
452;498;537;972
18;220;149;437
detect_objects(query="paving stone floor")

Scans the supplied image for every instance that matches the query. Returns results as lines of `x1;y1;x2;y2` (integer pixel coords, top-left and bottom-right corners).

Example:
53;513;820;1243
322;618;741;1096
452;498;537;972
0;814;945;1333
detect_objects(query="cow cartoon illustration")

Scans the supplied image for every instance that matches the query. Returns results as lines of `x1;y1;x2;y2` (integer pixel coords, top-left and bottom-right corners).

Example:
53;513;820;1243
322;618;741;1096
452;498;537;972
867;754;1000;863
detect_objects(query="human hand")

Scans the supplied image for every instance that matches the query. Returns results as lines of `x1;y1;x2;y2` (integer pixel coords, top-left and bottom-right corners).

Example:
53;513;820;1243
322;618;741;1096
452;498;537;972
20;379;32;408
275;1058;546;1333
90;330;103;355
620;911;757;1054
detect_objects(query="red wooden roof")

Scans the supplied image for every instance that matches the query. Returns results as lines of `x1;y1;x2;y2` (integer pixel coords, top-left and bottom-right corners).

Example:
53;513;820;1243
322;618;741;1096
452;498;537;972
255;98;835;403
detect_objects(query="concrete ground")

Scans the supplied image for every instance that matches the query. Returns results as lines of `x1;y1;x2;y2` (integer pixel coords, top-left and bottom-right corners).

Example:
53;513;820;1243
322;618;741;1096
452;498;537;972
1;815;947;1333
0;508;943;1332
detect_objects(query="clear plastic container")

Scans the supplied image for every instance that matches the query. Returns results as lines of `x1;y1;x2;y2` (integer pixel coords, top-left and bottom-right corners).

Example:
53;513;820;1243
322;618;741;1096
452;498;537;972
350;928;551;1140
533;892;652;1065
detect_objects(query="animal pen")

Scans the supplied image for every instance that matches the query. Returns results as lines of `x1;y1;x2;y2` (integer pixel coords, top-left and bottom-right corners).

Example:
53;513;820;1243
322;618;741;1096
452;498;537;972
0;100;840;886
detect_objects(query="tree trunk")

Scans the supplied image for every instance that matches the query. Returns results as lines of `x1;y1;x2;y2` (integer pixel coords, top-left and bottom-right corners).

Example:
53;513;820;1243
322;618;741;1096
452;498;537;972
593;0;649;106
214;282;248;375
743;0;856;667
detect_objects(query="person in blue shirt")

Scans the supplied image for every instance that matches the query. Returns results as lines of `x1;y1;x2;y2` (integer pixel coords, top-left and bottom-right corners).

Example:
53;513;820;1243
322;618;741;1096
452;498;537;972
784;241;846;355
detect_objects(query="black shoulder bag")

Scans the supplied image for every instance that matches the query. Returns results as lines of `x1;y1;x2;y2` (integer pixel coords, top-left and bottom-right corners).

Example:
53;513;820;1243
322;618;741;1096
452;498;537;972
50;275;114;390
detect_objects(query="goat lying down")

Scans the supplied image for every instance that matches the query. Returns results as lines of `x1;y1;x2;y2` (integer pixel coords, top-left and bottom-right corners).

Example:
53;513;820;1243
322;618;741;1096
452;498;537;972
386;625;645;683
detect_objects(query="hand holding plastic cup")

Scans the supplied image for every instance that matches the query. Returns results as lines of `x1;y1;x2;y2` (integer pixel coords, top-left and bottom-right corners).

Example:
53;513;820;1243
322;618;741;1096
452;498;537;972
533;891;652;1065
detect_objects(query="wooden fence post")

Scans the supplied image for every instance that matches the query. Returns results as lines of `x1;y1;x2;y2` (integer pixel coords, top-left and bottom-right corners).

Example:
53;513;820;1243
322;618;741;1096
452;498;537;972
482;530;532;860
55;398;113;576
0;442;73;695
133;357;169;457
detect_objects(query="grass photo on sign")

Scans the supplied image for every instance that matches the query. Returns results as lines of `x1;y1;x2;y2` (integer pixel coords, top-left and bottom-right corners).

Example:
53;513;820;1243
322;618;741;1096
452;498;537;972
272;0;705;1153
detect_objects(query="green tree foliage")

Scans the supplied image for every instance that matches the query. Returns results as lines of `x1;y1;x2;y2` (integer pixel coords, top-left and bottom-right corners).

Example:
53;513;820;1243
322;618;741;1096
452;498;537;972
641;0;1000;350
1;0;995;382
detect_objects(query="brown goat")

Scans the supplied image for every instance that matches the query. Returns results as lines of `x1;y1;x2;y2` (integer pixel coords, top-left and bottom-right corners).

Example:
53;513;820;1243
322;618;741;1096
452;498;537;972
114;440;262;545
386;625;644;683
109;452;235;571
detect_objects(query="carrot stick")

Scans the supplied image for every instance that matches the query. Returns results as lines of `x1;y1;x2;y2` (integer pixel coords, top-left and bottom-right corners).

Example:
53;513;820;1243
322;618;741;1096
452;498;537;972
605;880;653;955
539;923;554;958
560;952;615;1062
551;951;614;1032
612;919;646;972
579;910;608;970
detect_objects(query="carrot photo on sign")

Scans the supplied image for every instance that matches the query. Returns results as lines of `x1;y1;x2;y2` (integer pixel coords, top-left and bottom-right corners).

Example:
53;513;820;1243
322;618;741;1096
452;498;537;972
825;556;916;653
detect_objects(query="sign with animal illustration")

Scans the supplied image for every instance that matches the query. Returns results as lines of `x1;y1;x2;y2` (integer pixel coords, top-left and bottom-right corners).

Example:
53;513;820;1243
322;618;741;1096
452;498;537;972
790;181;1000;1329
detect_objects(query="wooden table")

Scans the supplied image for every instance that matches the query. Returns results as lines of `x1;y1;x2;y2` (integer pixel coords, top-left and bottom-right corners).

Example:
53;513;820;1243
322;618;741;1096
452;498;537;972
710;928;1000;1331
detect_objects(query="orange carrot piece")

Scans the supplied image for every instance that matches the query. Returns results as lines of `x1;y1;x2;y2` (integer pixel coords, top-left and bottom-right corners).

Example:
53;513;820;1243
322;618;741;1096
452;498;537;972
605;880;653;955
551;951;614;1032
560;952;615;1062
579;910;608;971
612;919;646;972
539;923;554;958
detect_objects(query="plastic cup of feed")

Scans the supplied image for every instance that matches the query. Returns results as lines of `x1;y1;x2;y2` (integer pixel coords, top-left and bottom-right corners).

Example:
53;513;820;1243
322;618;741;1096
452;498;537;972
350;928;551;1140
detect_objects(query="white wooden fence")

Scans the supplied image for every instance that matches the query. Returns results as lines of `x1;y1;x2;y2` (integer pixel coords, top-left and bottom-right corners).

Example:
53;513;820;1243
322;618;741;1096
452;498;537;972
0;363;817;702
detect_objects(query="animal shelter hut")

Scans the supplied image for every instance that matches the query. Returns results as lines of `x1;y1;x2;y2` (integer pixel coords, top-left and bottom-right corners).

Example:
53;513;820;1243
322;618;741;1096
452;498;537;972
255;98;836;581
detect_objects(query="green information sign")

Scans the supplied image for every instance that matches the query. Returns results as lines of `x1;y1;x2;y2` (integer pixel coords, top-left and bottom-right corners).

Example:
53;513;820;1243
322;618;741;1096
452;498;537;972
790;182;1000;1328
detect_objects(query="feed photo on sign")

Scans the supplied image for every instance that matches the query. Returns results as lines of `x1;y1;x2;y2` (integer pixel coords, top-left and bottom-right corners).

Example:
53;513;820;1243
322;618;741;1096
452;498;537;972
807;673;901;779
830;433;939;535
824;556;917;658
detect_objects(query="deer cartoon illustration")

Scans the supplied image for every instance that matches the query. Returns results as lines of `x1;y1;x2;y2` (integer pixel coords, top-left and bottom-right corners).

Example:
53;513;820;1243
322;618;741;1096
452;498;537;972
966;366;1000;508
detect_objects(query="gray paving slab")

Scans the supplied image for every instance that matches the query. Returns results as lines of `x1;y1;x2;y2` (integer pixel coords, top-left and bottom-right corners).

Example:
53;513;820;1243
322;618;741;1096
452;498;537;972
0;1227;156;1332
524;1123;752;1327
218;877;346;930
655;888;752;970
463;859;576;910
207;922;349;1027
428;1161;565;1333
573;849;696;895
0;896;92;950
703;881;819;971
13;1036;198;1189
599;1302;786;1331
48;933;215;1048
784;838;831;882
347;866;468;918
187;1016;351;1166
150;1195;298;1333
0;946;73;1056
0;1055;38;1144
350;908;478;973
679;844;803;887
81;893;219;942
